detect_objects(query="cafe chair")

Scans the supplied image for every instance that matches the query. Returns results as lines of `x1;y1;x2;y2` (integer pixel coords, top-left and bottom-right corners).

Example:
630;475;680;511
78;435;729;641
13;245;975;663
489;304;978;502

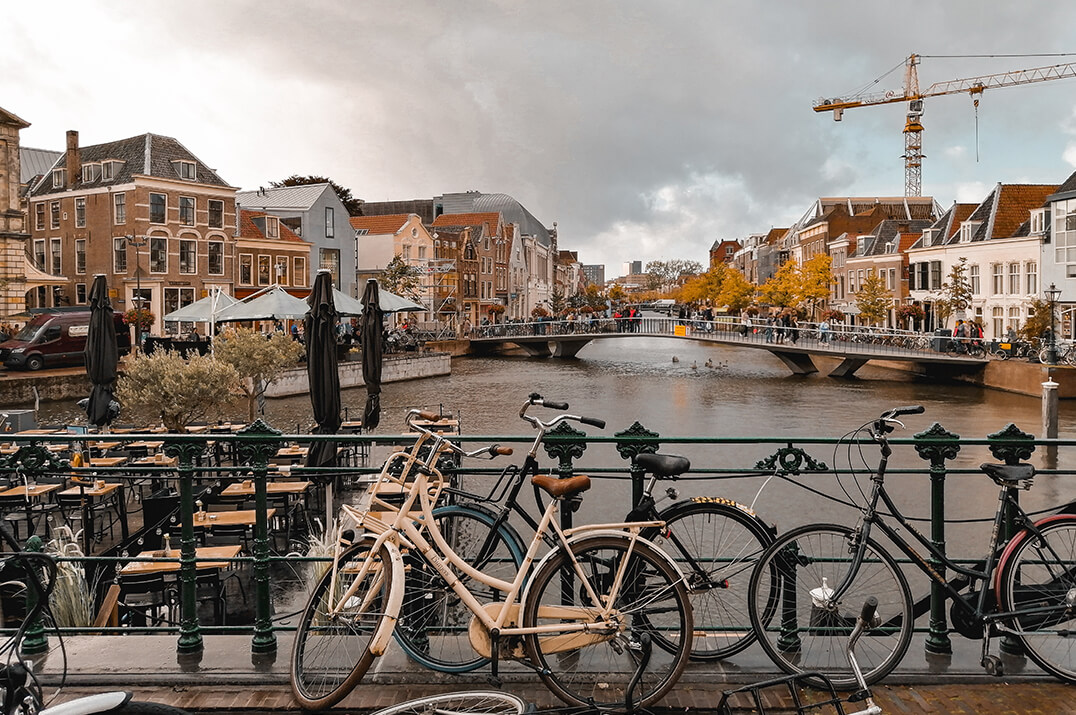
0;493;33;543
203;523;250;550
56;488;120;543
117;572;176;627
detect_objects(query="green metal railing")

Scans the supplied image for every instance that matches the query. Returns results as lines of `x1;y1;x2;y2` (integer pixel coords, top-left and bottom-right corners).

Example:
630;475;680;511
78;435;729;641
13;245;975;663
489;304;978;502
1;417;1071;660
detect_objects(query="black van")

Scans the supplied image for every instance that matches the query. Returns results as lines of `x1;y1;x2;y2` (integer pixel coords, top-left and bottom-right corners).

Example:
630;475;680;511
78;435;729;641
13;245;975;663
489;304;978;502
0;309;132;371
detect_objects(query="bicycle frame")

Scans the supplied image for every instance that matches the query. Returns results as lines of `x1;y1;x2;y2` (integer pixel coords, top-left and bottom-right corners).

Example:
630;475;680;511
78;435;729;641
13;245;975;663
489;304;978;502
330;427;668;654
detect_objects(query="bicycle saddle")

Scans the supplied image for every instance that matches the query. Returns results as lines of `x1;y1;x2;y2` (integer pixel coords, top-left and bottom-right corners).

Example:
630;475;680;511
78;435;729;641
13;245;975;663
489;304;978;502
634;453;691;479
531;474;591;498
981;462;1035;489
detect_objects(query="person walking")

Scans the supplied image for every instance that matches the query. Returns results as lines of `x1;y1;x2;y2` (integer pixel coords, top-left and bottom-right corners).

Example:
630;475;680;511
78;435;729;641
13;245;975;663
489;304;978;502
789;314;800;344
819;319;831;344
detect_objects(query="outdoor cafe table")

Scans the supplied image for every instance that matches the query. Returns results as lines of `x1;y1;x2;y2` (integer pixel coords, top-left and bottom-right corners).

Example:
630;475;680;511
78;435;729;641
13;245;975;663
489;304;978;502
126;440;164;450
221;481;311;498
88;457;128;468
0;483;62;538
57;481;129;541
0;443;70;455
119;544;243;576
15;429;62;435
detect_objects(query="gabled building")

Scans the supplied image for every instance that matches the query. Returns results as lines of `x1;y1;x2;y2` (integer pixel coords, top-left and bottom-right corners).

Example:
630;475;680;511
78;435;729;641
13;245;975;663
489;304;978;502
431;212;507;324
784;197;940;265
836;218;933;326
26;130;237;333
907;185;1056;337
709;239;740;267
236;183;356;297
234;209;312;300
350;213;436;320
1040;169;1076;339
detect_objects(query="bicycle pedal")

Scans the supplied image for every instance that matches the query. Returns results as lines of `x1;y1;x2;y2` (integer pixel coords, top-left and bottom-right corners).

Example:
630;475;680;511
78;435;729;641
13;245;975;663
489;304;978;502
981;654;1004;677
486;674;503;688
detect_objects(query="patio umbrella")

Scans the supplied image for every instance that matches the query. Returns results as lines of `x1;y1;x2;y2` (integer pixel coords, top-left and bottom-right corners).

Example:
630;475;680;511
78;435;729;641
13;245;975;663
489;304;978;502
84;275;119;428
161;290;237;322
330;288;366;317
304;270;341;470
360;279;384;429
330;287;422;316
214;286;309;322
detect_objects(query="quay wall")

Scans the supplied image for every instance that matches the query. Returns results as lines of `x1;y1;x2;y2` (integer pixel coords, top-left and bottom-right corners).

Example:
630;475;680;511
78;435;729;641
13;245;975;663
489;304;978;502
0;368;90;404
264;352;450;397
869;358;1076;398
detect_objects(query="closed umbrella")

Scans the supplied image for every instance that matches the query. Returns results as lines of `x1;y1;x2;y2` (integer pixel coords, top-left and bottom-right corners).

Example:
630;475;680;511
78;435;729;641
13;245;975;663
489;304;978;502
360;279;384;429
304;270;341;470
84;275;119;428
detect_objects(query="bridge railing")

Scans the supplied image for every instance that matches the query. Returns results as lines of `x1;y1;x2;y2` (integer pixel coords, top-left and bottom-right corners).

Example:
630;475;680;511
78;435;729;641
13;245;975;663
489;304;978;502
3;418;1068;661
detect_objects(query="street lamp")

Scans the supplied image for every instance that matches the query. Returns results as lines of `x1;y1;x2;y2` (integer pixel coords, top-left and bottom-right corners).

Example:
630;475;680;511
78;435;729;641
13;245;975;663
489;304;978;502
1045;282;1062;365
126;234;147;351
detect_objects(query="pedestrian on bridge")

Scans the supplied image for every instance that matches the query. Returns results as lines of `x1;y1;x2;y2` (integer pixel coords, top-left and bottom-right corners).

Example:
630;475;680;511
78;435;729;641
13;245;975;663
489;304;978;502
819;319;831;343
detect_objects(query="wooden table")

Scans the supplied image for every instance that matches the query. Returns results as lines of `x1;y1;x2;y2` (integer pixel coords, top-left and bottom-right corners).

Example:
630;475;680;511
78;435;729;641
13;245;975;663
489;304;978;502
275;446;309;458
133;455;177;467
197;508;275;527
16;429;61;435
221;481;311;498
0;483;62;539
89;457;128;467
88;440;122;450
410;419;460;434
126;440;164;450
120;545;243;575
58;481;129;542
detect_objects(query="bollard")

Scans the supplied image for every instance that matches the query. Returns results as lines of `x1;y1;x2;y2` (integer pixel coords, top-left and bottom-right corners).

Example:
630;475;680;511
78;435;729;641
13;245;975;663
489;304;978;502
1042;379;1059;439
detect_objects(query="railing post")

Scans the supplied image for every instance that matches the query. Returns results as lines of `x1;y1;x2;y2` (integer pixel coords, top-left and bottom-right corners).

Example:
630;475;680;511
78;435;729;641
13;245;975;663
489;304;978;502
20;534;48;656
987;423;1036;657
543;422;590;607
237;420;283;655
166;440;209;654
613;422;660;508
913;422;960;656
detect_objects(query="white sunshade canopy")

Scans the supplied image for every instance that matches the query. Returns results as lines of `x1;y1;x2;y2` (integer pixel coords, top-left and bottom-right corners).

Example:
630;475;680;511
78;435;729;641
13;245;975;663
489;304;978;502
162;290;238;322
214;286;310;322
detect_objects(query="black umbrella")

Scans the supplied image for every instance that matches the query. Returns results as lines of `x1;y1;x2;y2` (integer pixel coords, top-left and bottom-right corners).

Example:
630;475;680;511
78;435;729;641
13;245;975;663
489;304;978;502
360;279;384;429
84;275;119;427
304;270;341;471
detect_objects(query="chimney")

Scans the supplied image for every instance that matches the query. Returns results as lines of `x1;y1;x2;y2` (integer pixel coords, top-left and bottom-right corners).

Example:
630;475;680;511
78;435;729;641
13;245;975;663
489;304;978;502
65;130;79;189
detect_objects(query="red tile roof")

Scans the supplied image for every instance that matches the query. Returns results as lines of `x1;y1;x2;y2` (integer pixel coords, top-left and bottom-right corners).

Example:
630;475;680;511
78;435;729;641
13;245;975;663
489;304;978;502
349;214;412;234
992;184;1057;238
432;212;502;231
238;209;304;242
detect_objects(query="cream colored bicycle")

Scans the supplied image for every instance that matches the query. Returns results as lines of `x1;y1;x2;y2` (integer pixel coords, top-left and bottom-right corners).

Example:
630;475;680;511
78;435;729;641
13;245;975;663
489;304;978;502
289;409;693;711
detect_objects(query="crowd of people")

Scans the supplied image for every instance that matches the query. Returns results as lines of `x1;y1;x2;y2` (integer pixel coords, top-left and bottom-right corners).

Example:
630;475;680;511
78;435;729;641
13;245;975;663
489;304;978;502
0;322;23;342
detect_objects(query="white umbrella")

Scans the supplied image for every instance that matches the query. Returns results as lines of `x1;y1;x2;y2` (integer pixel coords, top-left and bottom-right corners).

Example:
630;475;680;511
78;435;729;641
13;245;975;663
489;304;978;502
215;286;310;322
330;288;366;317
162;290;238;322
330;287;423;315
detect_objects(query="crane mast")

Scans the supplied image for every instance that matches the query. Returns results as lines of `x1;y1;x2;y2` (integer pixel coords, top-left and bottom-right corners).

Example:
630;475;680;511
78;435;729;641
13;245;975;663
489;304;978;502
814;54;1076;196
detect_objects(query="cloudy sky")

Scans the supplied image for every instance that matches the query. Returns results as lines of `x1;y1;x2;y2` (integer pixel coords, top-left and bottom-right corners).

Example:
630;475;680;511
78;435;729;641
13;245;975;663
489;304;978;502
7;1;1076;274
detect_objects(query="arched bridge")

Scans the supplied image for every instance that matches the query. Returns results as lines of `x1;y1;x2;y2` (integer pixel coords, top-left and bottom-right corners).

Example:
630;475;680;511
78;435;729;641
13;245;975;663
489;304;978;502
468;316;987;378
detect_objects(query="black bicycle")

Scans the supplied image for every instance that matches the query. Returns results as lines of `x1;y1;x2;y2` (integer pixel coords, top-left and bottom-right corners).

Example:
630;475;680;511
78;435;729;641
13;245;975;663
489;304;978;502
393;393;778;673
748;405;1076;688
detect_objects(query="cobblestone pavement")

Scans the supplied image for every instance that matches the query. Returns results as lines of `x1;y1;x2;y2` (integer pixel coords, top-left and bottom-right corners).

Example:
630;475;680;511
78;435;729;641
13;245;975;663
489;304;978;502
51;681;1075;714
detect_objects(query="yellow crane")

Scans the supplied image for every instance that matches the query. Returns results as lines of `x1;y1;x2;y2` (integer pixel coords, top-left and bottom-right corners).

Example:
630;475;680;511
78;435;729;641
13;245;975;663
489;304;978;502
814;53;1076;196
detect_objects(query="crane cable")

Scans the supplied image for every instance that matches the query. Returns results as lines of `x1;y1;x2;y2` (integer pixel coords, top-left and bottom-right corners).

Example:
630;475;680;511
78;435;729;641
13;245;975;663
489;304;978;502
974;97;980;163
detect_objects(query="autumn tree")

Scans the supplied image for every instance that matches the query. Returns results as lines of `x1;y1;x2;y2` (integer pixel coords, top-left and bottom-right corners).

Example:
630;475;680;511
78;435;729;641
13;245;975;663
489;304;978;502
644;260;703;292
214;328;304;421
855;271;893;325
801;254;833;319
607;283;627;303
580;283;608;311
717;268;756;312
378;254;423;298
758;260;801;308
115;351;239;432
1021;297;1054;342
936;257;973;328
270;175;362;215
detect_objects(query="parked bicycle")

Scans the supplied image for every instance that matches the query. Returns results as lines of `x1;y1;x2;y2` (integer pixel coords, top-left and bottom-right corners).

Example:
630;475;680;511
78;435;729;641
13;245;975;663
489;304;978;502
0;524;190;715
289;408;693;711
748;405;1076;688
393;394;776;674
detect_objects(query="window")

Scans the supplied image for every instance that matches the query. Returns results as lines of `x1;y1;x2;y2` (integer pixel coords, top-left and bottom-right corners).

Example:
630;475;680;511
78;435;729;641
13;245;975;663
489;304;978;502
113;237;127;273
208;200;223;229
81;163;101;183
50;238;61;274
959;221;980;243
325;207;334;237
239;254;253;285
113;192;126;224
1031;208;1047;234
75;197;86;228
275;256;289;284
75;283;87;304
992;306;1004;337
992;264;1004;295
319;248;340;288
50;201;60;229
208;241;224;275
33;239;45;270
35;203;44;231
1007;307;1022;331
1008;263;1020;294
928;261;942;290
51;168;65;189
258;255;271;285
969;264;980;295
418;245;427;260
149;236;168;273
75;239;86;274
149;193;166;224
102;161;116;181
164;288;195;319
265;216;279;238
175;161;197;180
179;239;196;274
402;245;411;261
293;256;306;286
179;197;195;226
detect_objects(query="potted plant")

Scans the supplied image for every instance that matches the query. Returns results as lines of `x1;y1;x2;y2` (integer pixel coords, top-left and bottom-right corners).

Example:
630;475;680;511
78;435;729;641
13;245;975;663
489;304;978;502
531;306;549;318
896;303;925;325
820;308;845;323
122;308;155;333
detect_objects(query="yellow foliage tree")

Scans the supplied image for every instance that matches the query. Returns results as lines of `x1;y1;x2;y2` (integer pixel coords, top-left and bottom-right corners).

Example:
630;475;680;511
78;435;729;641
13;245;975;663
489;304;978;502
801;254;833;318
855;271;892;325
717;268;755;312
759;260;801;308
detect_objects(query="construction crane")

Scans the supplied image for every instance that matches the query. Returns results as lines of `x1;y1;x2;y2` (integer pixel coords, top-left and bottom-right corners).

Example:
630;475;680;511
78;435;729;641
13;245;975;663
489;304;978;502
814;54;1076;196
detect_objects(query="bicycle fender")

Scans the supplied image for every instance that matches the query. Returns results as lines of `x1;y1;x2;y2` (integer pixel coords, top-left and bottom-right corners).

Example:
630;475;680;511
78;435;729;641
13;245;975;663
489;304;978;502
993;513;1076;596
684;496;778;539
40;692;132;715
370;539;405;657
520;530;687;609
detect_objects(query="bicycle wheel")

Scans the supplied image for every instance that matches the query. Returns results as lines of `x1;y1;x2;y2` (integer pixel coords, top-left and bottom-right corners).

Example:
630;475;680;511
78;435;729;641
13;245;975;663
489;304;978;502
395;504;525;673
643;498;775;660
369;691;527;715
291;537;399;711
997;515;1076;682
747;524;913;689
522;535;692;709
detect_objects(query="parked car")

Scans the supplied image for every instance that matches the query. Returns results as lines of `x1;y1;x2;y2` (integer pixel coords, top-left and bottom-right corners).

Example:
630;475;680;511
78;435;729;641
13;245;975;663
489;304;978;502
0;309;131;371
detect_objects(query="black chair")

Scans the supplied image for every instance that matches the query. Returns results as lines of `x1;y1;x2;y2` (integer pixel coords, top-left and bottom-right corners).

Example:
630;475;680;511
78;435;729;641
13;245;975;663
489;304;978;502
117;572;175;627
0;494;32;543
203;523;250;550
56;488;119;542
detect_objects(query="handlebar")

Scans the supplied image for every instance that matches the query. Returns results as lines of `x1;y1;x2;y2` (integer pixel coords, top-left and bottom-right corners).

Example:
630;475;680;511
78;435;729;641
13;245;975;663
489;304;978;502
860;596;878;623
872;405;924;436
521;394;606;431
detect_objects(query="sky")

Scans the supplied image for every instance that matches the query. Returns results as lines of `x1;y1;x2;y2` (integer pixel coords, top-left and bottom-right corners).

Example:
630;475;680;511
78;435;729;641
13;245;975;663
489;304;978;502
6;1;1076;276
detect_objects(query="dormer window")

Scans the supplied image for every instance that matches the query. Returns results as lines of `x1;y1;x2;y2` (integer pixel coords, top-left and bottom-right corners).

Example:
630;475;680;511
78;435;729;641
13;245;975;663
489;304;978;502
355;228;369;236
265;216;279;238
959;221;981;243
81;163;101;183
1030;208;1047;235
174;160;197;180
51;168;66;189
101;160;124;181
